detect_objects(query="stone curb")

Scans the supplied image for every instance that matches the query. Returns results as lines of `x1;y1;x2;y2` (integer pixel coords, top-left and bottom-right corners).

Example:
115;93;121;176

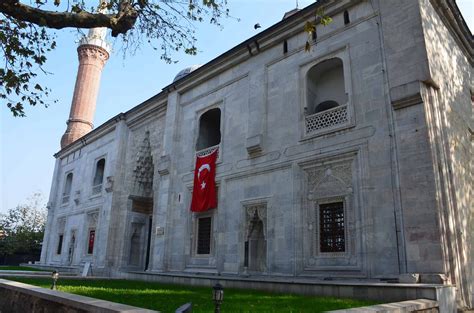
0;278;159;313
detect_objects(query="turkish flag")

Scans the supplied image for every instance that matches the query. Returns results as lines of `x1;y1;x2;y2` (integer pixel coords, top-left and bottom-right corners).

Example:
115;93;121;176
190;149;218;212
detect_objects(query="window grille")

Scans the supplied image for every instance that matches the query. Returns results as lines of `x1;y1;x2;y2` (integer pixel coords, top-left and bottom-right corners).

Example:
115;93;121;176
92;184;102;195
319;202;345;253
305;105;348;135
196;144;220;160
197;217;212;255
61;194;70;204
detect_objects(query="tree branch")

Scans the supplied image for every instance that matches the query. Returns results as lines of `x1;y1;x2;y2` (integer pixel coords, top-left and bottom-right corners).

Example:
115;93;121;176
0;0;138;36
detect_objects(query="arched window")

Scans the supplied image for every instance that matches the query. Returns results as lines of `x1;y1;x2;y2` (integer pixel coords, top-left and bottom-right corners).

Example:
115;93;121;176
344;10;350;25
196;108;221;151
62;173;73;204
306;58;346;115
92;158;105;194
304;57;350;135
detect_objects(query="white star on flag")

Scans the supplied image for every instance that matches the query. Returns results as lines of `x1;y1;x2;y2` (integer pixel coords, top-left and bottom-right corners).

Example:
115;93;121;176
201;182;206;190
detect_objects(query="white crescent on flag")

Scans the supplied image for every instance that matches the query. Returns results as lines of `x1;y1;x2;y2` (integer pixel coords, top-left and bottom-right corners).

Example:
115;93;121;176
198;164;211;180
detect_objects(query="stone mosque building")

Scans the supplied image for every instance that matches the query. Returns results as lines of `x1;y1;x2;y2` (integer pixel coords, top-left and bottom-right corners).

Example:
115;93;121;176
39;0;473;309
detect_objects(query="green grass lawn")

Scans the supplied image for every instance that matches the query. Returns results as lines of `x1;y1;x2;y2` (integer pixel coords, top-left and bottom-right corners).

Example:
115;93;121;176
7;277;376;313
0;266;47;271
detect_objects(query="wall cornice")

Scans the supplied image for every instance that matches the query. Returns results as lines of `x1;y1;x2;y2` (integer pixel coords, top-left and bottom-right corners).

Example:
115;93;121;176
429;0;473;65
163;0;363;94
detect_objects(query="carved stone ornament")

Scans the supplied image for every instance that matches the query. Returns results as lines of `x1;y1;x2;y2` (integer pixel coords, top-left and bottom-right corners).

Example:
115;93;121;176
306;161;352;199
133;131;154;197
74;190;81;204
87;211;99;227
157;155;170;176
245;203;267;238
77;45;109;67
105;176;114;192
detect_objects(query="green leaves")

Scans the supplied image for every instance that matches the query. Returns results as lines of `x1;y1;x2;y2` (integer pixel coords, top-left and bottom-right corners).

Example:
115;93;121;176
0;193;46;256
316;7;332;26
1;0;230;116
304;21;316;34
303;6;332;53
1;15;57;116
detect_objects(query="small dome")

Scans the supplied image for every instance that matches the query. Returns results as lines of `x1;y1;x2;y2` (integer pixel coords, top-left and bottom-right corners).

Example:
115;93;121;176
173;65;201;82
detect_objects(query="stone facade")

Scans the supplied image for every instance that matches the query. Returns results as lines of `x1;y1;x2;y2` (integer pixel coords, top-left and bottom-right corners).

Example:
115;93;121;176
40;0;473;309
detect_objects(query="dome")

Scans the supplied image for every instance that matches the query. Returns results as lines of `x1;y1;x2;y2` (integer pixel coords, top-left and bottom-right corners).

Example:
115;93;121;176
173;65;201;82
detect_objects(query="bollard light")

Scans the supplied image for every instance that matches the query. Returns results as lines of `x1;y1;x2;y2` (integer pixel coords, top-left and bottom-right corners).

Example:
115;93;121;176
51;270;59;290
212;283;224;313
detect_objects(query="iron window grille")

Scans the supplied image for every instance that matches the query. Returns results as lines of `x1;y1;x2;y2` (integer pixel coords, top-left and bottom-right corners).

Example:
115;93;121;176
196;217;212;255
319;202;345;253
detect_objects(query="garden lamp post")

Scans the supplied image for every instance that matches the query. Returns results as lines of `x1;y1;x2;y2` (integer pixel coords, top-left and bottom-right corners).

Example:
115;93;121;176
212;283;224;313
51;271;59;290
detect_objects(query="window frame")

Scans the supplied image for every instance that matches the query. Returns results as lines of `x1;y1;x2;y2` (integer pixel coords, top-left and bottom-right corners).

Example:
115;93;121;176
194;102;224;163
193;212;214;257
87;228;96;255
56;234;64;255
318;201;345;253
196;216;213;255
91;157;106;196
61;171;74;205
299;47;354;141
314;196;348;257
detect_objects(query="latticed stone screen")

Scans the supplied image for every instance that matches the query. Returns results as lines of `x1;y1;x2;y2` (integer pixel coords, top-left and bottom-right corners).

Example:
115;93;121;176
197;217;212;254
305;105;348;135
196;144;220;160
92;184;102;195
319;202;345;252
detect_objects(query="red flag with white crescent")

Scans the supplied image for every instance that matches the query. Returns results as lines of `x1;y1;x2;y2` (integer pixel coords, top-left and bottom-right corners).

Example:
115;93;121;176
190;149;218;212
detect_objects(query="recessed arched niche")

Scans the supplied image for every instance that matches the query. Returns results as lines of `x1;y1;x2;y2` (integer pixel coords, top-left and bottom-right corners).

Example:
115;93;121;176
196;108;221;151
306;57;346;115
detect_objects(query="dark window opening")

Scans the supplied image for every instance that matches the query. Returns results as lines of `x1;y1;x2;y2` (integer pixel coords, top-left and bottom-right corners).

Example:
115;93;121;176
344;10;350;25
244;241;249;267
283;40;288;53
196;108;221;151
87;230;95;254
57;235;63;254
92;159;105;194
315;100;339;114
197;217;212;254
319;202;345;253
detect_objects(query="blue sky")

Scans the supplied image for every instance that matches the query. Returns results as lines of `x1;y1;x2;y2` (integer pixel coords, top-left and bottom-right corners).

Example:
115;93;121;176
1;0;473;212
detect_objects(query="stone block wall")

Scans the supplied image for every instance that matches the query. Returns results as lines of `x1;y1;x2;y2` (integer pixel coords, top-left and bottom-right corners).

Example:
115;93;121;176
0;279;157;313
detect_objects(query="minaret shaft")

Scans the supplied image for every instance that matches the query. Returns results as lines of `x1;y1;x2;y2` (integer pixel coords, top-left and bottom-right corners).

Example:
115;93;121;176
60;29;110;149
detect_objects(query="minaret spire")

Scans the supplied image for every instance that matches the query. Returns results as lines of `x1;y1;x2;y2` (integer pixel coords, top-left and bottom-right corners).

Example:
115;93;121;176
60;5;111;149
